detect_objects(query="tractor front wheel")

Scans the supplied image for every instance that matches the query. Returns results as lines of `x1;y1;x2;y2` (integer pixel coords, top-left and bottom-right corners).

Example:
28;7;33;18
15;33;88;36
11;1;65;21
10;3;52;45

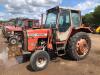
30;50;50;71
9;37;18;45
68;32;91;60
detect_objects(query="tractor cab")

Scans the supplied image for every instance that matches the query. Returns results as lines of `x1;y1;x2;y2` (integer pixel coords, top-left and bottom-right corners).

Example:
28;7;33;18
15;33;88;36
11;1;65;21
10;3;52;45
45;6;81;28
14;18;39;29
44;6;82;41
22;19;39;29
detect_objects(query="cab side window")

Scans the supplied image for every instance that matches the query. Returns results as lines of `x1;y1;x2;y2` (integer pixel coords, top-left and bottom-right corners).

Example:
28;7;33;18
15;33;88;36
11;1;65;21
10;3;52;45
28;21;33;28
71;11;80;27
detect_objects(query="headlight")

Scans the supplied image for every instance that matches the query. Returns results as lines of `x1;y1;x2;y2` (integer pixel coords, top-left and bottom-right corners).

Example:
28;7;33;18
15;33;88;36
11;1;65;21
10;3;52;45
11;31;14;35
7;31;14;34
7;31;11;34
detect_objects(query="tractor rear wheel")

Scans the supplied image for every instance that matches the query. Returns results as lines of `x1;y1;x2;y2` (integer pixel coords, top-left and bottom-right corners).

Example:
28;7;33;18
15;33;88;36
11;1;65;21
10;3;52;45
30;50;50;71
67;32;91;60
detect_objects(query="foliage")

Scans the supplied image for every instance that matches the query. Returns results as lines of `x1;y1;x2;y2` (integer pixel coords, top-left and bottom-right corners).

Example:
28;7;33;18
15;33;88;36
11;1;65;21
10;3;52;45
82;5;100;26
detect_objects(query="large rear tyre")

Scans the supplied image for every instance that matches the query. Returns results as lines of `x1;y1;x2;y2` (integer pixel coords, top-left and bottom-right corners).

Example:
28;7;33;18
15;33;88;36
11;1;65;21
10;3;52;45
67;32;91;60
30;50;50;71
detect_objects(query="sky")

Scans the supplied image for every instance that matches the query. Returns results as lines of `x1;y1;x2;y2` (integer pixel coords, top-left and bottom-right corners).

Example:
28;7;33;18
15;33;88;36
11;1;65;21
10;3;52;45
0;0;100;20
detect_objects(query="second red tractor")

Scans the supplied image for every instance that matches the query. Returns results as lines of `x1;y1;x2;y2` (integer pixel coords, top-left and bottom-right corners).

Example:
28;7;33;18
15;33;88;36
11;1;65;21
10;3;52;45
2;18;39;45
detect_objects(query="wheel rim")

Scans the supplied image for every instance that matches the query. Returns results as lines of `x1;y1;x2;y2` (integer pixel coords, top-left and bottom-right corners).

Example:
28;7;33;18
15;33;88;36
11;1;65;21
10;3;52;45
36;56;47;68
76;38;89;56
11;39;17;44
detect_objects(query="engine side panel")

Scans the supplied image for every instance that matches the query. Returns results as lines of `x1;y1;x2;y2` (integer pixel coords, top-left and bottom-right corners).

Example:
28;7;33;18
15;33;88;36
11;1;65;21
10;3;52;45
27;29;49;51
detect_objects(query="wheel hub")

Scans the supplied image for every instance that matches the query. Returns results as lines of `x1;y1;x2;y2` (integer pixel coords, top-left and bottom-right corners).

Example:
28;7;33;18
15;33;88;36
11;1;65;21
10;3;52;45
36;57;47;68
76;39;88;56
11;39;17;44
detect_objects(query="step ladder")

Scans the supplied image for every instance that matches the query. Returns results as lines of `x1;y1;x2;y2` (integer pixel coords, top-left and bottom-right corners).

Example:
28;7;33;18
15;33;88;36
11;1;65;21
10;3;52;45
56;41;66;56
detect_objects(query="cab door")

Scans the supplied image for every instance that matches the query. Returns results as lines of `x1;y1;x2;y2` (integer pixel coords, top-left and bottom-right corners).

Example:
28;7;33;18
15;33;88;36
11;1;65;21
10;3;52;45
56;9;71;41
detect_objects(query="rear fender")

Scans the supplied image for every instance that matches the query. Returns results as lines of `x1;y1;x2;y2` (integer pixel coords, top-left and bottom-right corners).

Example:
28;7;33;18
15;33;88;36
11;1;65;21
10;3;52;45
65;27;92;46
70;27;93;37
76;27;93;33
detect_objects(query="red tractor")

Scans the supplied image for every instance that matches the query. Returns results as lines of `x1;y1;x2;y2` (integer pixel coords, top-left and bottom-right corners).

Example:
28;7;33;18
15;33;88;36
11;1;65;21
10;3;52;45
3;18;39;45
20;6;92;71
2;19;15;35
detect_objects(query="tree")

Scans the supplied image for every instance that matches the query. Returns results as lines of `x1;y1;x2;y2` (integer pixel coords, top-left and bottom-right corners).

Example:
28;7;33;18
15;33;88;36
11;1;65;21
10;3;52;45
82;12;94;24
82;5;100;26
93;6;100;25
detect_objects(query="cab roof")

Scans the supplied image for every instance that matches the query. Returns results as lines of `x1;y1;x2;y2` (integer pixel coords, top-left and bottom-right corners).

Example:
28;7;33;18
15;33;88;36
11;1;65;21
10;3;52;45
47;6;80;12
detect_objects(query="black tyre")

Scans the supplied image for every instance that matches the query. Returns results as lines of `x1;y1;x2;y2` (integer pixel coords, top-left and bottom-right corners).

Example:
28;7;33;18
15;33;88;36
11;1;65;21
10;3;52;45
30;50;50;71
9;37;18;45
67;32;91;60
